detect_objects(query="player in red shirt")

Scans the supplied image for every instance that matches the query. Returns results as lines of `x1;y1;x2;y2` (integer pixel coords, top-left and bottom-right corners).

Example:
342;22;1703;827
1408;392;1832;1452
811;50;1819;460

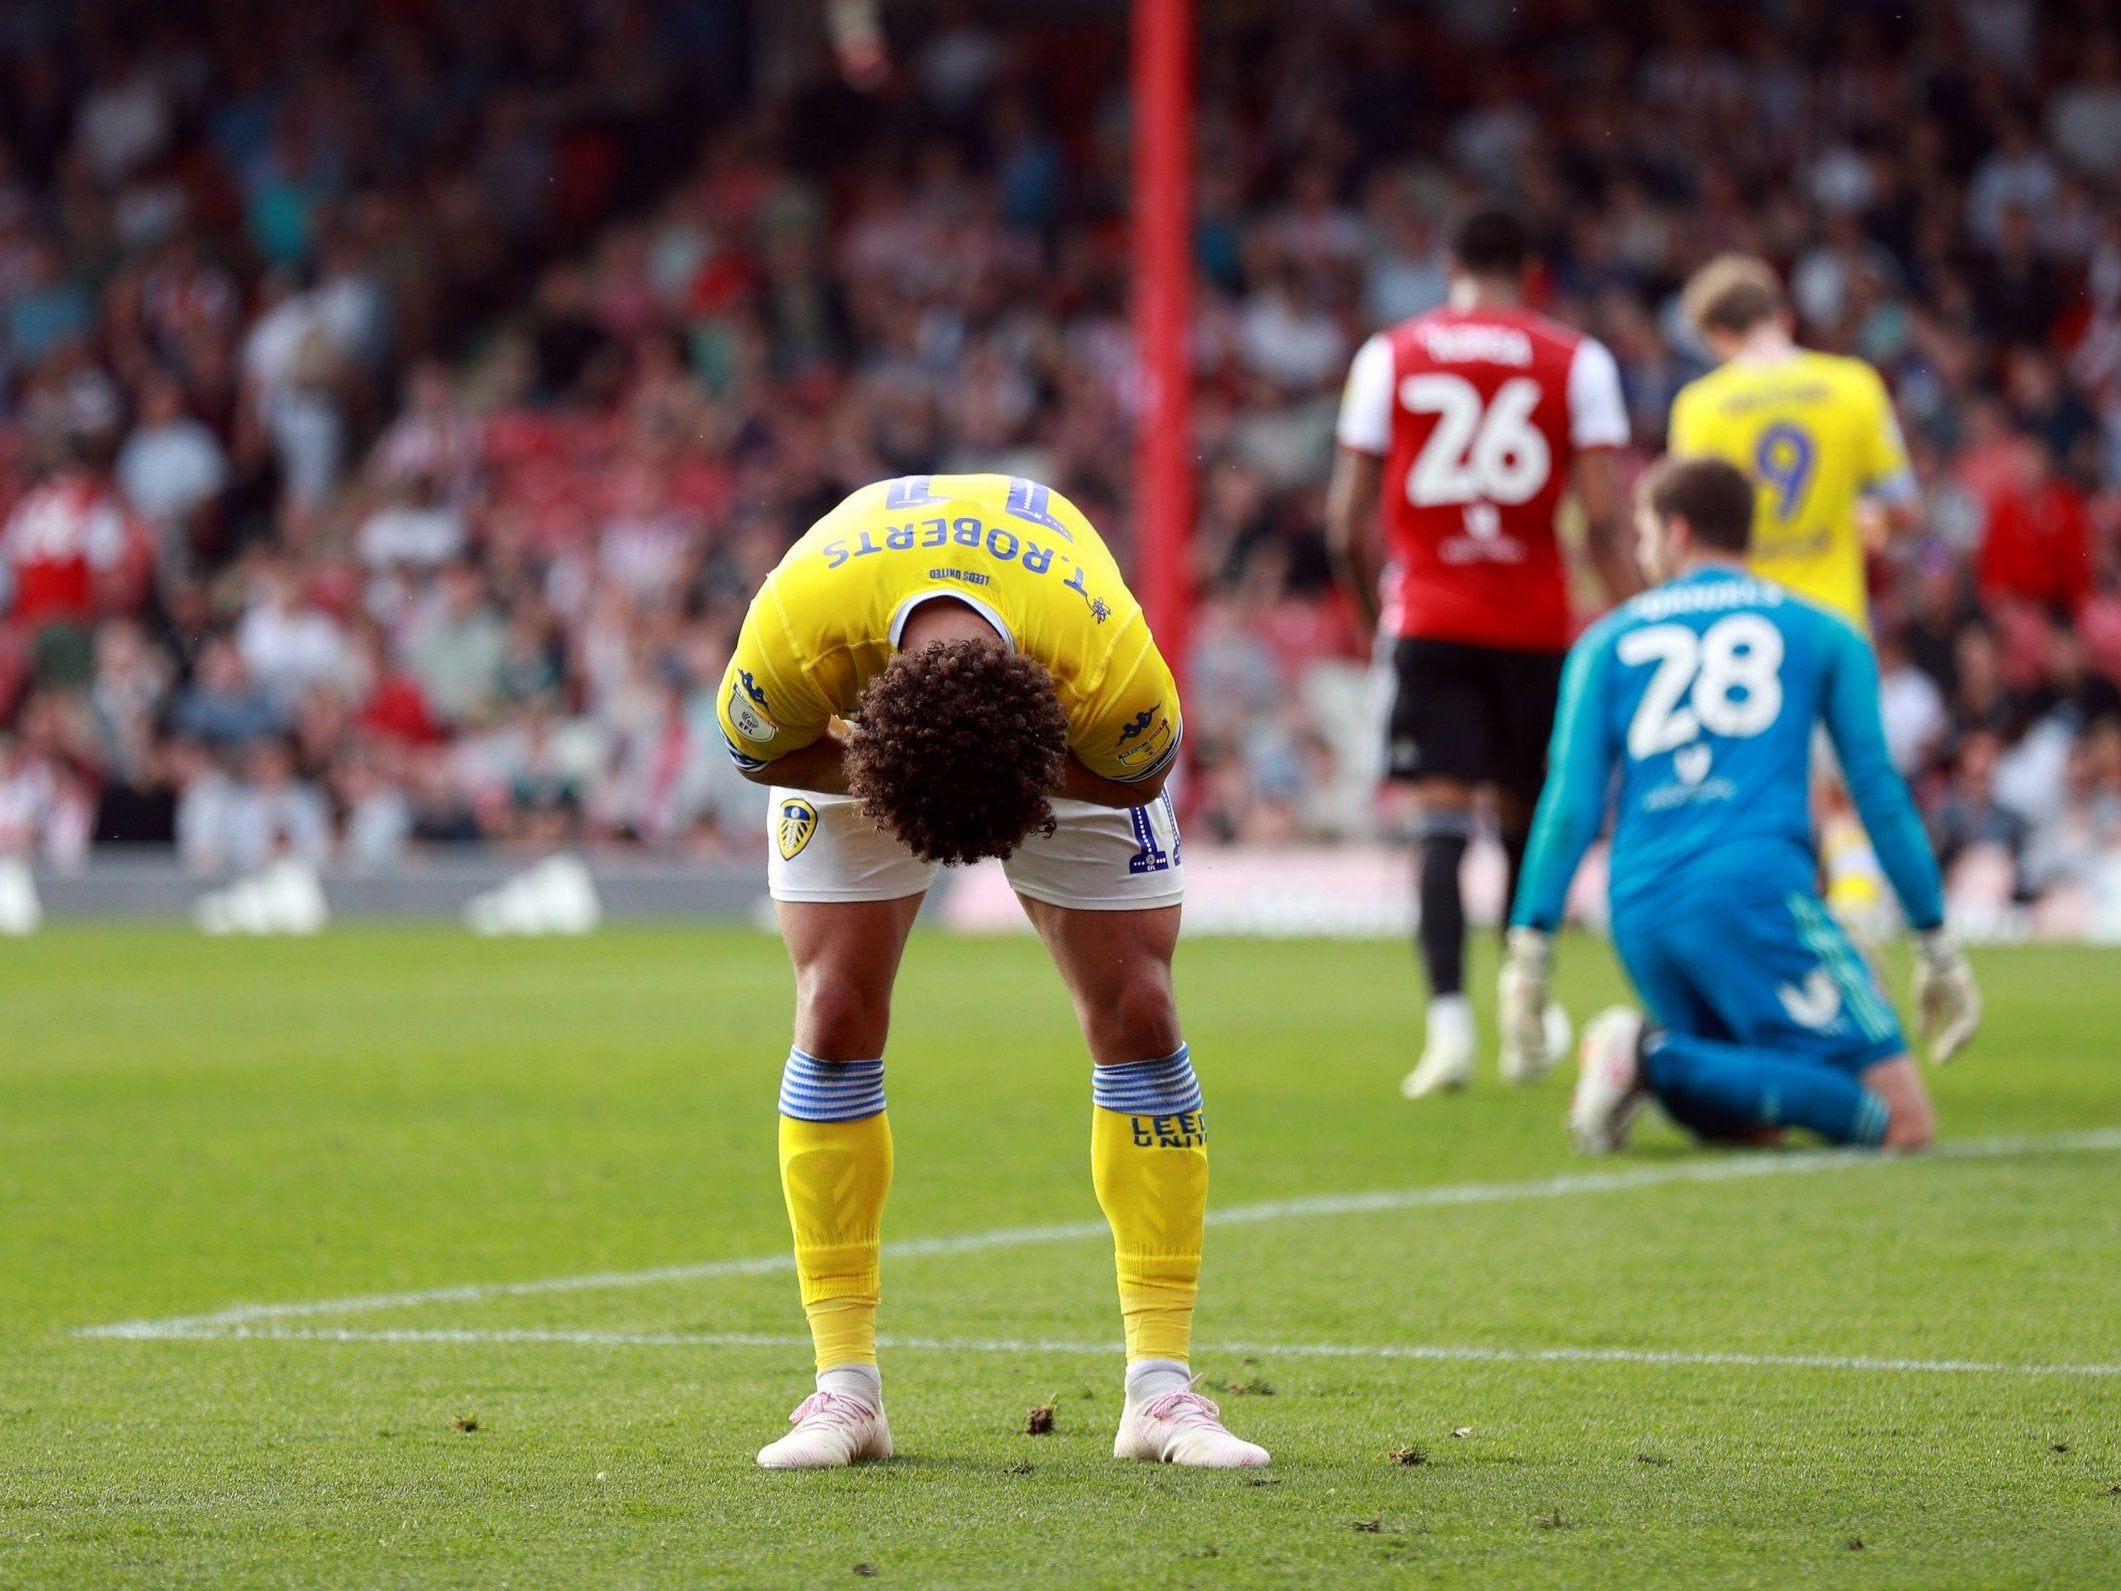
1327;210;1638;1099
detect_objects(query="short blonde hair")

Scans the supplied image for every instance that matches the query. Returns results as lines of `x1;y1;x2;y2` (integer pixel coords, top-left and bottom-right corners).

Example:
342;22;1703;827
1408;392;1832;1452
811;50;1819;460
1681;255;1784;339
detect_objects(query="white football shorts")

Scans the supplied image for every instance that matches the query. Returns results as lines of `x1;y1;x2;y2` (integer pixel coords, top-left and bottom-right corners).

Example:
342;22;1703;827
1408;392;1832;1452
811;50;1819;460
766;787;1184;911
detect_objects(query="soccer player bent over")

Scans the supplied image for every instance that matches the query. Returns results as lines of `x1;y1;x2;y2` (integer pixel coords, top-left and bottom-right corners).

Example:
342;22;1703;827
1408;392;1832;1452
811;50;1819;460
716;473;1266;1470
1498;458;1980;1153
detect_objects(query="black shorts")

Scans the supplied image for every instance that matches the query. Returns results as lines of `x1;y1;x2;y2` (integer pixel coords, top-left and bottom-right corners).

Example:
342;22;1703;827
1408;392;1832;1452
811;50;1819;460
1385;636;1565;801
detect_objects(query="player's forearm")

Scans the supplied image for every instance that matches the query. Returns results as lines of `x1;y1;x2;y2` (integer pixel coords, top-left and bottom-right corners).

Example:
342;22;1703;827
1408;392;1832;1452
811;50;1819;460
1513;646;1610;929
1324;504;1383;630
1846;773;1946;932
1512;748;1598;930
1835;713;1944;928
1575;452;1640;604
1510;815;1592;931
743;731;853;796
1324;452;1384;634
1585;526;1643;605
1058;755;1167;809
1826;650;1945;930
1857;498;1920;554
1330;541;1383;635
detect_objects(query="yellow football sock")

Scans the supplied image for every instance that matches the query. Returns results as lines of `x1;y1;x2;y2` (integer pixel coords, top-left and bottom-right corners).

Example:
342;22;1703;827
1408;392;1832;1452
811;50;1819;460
778;1109;893;1371
1091;1049;1208;1364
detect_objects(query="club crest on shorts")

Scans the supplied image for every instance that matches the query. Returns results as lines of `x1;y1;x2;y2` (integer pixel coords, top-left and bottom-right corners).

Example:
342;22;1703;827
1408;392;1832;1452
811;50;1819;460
777;798;819;861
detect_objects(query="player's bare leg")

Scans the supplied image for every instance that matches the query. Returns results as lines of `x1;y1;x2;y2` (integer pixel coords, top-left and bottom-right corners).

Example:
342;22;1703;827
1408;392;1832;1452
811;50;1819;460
1404;778;1478;1098
1020;896;1269;1468
757;894;925;1469
781;894;925;1059
1858;1055;1936;1150
1609;1024;1922;1155
1020;897;1183;1066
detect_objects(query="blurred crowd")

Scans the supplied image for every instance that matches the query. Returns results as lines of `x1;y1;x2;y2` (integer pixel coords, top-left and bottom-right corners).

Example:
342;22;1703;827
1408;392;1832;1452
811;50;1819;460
0;1;2117;923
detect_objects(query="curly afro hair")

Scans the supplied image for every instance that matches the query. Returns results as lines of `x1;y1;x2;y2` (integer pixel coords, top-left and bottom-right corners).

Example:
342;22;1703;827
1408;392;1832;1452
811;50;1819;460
846;638;1070;865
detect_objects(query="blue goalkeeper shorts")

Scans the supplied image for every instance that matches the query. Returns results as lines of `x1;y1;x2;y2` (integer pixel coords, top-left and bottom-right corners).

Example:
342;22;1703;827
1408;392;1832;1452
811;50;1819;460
1612;885;1908;1077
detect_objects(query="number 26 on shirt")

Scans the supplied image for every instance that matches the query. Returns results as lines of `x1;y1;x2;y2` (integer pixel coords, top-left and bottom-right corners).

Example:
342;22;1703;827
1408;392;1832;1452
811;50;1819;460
1398;375;1552;514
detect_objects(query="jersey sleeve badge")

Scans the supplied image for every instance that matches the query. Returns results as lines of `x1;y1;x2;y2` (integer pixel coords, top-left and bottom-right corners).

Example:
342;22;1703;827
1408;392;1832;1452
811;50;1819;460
727;673;781;742
1114;707;1175;773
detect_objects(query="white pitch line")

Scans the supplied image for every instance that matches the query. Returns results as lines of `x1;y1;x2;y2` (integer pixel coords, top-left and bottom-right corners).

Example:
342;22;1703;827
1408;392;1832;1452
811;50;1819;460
74;1127;2121;1342
85;1323;2121;1380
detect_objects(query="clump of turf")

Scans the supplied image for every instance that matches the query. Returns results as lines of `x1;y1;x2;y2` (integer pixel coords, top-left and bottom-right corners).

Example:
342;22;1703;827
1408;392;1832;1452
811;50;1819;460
1024;1395;1057;1436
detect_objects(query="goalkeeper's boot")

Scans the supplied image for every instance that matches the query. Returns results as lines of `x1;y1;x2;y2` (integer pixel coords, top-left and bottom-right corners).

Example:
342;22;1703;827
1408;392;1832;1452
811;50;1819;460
1115;1388;1270;1468
1402;994;1475;1098
1568;1006;1647;1155
756;1390;893;1469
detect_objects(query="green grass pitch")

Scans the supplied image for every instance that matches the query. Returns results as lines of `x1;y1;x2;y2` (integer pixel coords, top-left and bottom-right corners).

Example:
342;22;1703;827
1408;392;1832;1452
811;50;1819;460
3;924;2118;1587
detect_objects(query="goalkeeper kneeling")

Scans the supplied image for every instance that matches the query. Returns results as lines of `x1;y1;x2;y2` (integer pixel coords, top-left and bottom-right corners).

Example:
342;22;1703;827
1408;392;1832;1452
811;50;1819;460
1496;456;1980;1153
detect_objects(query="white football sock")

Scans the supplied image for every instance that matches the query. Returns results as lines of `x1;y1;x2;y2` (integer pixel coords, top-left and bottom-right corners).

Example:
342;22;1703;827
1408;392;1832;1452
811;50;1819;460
817;1364;883;1408
1426;992;1474;1046
1124;1358;1192;1408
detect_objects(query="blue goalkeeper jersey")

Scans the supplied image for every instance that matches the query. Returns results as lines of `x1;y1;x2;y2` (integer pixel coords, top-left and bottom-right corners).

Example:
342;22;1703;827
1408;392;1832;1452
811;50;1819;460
1511;564;1945;933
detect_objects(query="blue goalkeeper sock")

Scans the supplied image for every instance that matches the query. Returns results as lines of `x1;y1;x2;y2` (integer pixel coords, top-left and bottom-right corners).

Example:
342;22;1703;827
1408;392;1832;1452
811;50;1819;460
1643;1032;1888;1147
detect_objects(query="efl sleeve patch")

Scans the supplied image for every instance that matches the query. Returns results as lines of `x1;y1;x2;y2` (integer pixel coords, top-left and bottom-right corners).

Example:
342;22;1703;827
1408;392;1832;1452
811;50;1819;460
1113;714;1182;782
1074;632;1183;782
717;591;828;769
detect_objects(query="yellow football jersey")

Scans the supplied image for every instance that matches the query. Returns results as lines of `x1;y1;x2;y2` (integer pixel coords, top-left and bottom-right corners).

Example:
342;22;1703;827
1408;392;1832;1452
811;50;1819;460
717;473;1181;786
1668;349;1913;628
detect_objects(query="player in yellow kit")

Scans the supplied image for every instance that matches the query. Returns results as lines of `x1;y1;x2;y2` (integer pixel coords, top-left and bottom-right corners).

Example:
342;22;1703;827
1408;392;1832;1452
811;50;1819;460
718;473;1267;1472
1669;256;1921;926
1669;255;1919;628
719;473;1182;796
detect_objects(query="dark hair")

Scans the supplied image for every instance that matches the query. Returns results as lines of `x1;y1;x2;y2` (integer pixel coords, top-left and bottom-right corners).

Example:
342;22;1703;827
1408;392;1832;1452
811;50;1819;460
1681;254;1784;337
1647;456;1756;553
1450;209;1530;277
846;639;1070;865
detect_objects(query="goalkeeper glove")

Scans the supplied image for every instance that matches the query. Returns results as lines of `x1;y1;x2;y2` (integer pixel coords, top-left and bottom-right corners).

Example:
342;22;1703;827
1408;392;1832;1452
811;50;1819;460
1497;927;1554;1084
1912;927;1980;1064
